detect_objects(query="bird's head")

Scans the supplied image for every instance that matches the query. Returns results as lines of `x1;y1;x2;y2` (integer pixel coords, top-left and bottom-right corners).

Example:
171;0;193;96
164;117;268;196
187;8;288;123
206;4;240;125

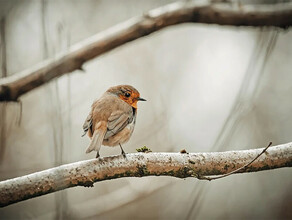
107;85;146;108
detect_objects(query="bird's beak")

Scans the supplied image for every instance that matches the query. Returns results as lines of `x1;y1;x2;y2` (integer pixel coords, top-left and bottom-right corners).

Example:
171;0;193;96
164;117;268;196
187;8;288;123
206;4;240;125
137;97;146;101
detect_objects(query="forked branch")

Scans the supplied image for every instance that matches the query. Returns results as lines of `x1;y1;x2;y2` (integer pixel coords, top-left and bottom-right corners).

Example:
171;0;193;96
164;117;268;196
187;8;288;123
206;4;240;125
0;142;291;207
1;1;292;101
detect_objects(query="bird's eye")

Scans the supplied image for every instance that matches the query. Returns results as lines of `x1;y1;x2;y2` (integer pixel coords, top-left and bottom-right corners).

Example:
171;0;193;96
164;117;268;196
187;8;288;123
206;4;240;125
125;92;131;97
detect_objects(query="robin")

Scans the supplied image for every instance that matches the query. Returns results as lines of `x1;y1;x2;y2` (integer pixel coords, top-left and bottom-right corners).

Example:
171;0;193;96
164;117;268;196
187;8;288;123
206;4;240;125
82;85;146;158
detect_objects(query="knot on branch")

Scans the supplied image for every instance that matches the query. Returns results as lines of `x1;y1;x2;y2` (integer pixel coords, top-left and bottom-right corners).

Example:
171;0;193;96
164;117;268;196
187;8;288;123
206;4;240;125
0;85;12;102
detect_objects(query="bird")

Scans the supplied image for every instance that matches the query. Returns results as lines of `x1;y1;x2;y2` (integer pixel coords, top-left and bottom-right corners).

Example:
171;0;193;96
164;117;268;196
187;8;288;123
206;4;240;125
82;85;146;158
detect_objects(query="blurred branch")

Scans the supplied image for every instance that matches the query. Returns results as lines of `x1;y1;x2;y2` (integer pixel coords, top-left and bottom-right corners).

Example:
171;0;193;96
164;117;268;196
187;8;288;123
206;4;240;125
0;142;291;207
1;2;292;101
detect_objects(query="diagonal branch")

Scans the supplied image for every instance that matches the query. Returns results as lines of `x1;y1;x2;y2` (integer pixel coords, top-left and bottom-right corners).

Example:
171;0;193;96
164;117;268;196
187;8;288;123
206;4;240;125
1;1;292;101
0;142;291;207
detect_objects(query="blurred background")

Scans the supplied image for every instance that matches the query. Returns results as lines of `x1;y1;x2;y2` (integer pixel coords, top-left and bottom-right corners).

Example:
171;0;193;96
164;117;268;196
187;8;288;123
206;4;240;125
0;0;291;219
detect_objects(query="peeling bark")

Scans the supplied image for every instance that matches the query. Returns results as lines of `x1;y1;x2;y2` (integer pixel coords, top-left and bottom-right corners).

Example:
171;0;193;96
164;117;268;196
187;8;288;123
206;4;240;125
0;2;292;101
0;142;291;207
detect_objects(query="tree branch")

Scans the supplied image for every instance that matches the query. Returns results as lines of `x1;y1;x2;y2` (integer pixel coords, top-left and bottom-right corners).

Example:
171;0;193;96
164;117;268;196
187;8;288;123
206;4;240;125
0;142;291;207
1;1;292;101
197;141;273;180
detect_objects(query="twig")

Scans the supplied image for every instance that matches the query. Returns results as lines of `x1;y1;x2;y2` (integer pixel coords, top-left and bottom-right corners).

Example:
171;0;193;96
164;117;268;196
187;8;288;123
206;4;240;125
197;142;273;181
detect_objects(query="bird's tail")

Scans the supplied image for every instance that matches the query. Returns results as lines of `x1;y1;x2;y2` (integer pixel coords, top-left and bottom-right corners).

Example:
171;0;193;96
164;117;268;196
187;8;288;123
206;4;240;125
86;122;107;154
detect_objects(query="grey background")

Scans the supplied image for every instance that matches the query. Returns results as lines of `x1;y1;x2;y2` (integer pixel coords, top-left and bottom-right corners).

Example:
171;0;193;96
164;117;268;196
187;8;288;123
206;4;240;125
0;0;291;219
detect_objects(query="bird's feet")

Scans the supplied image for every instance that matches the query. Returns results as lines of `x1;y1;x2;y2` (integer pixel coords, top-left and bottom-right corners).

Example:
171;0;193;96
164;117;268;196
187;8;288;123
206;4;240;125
119;144;127;158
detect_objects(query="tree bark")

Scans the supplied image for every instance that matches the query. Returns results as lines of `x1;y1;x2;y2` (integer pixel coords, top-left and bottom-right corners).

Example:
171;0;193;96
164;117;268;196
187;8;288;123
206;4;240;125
0;1;292;101
0;142;291;207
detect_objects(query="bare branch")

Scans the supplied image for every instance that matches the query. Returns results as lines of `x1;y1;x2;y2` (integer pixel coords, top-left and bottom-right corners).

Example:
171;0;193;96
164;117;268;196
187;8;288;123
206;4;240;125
0;142;291;207
1;2;292;101
197;142;272;181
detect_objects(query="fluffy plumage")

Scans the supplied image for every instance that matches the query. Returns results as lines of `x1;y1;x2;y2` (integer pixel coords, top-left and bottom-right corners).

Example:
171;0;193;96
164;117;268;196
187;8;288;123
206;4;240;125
82;85;146;158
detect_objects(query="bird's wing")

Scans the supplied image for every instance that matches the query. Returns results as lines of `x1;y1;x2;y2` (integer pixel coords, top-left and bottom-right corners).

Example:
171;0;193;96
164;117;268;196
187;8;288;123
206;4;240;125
82;111;93;137
85;121;107;154
105;110;133;139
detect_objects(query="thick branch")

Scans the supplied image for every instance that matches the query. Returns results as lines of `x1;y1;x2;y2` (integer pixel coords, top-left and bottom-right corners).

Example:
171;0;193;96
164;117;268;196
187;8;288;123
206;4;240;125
0;142;291;207
1;2;292;101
